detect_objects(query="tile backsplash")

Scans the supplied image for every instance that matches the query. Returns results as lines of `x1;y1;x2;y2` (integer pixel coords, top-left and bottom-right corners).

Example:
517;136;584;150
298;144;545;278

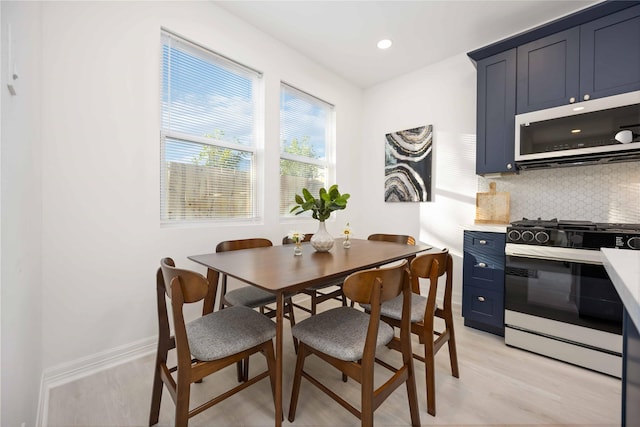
478;162;640;223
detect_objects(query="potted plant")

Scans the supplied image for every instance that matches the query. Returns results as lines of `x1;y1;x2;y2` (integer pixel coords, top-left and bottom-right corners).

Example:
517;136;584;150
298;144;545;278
290;185;350;251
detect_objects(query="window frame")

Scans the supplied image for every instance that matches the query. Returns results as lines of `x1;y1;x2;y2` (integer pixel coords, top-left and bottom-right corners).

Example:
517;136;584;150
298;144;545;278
159;29;264;225
279;82;336;221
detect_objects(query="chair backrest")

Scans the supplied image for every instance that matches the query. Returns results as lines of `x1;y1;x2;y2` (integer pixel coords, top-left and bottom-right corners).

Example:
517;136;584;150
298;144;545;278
342;260;412;364
367;233;416;245
282;234;313;245
160;257;209;302
343;259;410;305
216;238;273;253
409;249;453;310
214;238;273;310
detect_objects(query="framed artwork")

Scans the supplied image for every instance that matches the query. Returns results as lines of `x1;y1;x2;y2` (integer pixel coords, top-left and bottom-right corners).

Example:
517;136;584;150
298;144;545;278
384;124;432;202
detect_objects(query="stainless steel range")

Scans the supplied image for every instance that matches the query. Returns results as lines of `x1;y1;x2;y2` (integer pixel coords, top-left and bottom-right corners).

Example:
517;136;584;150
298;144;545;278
504;218;640;378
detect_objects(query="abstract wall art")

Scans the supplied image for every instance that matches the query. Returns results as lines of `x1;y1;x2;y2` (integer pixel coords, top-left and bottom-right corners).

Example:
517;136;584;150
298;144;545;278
384;124;433;202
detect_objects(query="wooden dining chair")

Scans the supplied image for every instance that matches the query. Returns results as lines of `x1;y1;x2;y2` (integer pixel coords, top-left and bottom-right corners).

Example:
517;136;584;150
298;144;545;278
375;249;459;416
287;260;421;427
215;238;297;380
149;258;278;427
368;233;416;245
282;234;347;315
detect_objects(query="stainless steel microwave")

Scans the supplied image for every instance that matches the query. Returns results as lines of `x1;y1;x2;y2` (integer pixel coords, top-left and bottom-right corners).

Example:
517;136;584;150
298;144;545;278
515;90;640;170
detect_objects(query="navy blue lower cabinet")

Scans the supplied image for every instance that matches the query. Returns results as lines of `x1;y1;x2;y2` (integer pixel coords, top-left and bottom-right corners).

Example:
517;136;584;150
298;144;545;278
462;231;506;336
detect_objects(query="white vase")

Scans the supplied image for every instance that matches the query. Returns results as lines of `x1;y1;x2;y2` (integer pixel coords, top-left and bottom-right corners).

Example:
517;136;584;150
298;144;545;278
310;221;334;252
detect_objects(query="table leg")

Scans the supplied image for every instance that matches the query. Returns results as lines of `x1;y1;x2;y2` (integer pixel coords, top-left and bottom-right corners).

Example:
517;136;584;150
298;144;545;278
275;292;283;427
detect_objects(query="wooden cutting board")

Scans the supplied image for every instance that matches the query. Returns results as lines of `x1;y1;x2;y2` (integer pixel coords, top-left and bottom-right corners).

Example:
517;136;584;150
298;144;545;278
475;182;510;224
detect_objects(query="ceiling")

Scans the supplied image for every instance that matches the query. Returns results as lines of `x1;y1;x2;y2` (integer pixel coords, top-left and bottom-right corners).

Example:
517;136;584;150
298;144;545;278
215;0;599;88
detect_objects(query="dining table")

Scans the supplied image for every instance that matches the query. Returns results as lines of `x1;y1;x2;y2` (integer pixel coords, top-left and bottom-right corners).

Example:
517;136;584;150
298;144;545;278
188;237;433;426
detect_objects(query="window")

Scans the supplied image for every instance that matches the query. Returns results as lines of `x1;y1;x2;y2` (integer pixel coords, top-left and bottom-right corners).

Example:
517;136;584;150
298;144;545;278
279;83;335;217
160;30;262;222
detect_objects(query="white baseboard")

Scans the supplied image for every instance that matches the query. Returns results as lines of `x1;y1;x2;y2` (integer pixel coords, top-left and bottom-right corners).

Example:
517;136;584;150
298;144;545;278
36;336;156;427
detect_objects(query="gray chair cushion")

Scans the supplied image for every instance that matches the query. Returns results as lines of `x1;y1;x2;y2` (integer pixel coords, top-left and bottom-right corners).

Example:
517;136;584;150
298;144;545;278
361;293;429;323
224;286;277;308
186;306;276;361
291;306;394;361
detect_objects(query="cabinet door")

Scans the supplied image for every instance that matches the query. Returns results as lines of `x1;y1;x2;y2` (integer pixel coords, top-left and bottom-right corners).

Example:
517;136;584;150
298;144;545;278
462;285;505;333
476;49;516;175
580;5;640;101
517;27;580;114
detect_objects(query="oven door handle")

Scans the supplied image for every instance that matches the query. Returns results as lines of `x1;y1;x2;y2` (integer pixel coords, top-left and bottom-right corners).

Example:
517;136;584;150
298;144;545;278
505;243;603;265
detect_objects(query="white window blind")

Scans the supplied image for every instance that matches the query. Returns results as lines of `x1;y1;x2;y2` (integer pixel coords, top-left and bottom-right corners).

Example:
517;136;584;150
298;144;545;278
160;30;262;222
279;83;335;217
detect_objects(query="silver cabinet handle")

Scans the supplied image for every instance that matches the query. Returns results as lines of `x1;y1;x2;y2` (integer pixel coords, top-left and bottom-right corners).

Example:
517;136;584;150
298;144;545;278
583;94;590;101
506;163;513;170
479;240;487;245
569;97;576;103
478;296;486;302
477;262;487;268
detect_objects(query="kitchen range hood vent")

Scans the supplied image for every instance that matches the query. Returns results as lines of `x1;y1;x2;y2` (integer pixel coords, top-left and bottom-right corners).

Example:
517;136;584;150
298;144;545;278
516;148;640;171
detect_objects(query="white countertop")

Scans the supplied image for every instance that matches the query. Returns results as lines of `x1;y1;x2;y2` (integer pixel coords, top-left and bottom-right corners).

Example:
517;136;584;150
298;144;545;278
601;248;640;330
464;224;508;233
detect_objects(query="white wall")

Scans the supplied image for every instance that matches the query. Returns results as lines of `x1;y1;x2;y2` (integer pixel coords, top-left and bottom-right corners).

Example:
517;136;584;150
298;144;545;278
39;1;363;373
1;2;43;426
361;53;479;301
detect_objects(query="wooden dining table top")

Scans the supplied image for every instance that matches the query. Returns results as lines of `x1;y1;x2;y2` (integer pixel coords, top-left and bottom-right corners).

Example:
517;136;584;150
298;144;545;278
188;238;433;294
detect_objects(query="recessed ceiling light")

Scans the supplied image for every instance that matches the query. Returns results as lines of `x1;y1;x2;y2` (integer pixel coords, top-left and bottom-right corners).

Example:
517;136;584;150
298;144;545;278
571;129;581;134
377;39;392;50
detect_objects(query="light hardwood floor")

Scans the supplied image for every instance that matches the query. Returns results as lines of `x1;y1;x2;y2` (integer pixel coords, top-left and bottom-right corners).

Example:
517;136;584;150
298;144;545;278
47;302;620;427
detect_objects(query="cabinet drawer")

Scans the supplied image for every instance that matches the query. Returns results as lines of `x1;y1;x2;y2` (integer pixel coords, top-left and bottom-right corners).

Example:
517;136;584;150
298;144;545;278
464;231;505;255
463;286;504;329
463;259;504;291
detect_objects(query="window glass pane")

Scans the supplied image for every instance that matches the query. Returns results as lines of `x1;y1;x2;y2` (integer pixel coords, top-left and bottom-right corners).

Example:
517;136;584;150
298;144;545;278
162;137;254;220
160;31;261;222
280;85;330;161
279;159;326;216
280;83;334;217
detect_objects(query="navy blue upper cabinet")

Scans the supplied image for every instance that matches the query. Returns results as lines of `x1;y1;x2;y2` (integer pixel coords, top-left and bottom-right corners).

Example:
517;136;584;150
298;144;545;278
580;5;640;100
476;49;516;175
517;5;640;114
517;28;580;114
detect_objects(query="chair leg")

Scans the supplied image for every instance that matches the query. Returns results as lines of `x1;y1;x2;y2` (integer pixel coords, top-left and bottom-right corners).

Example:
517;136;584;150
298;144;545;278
404;351;421;427
288;301;299;353
424;333;437;416
446;316;460;378
236;360;245;382
288;343;308;422
242;357;250;382
174;378;191;427
263;341;282;420
310;292;317;315
361;361;374;427
148;357;164;426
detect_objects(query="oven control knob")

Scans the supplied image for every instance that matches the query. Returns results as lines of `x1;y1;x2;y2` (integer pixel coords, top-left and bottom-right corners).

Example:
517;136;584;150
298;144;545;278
507;230;521;242
535;231;550;243
521;230;535;242
628;237;640;250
